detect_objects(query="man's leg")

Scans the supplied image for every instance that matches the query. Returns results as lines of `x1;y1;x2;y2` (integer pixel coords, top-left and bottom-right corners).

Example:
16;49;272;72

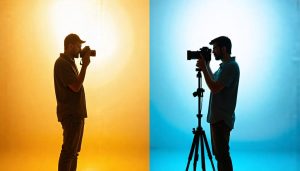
210;121;233;171
70;120;84;171
58;118;84;171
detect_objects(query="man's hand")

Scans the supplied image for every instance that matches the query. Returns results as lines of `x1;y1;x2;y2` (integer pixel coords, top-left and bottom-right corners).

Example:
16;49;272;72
81;50;91;68
196;55;206;70
69;50;91;93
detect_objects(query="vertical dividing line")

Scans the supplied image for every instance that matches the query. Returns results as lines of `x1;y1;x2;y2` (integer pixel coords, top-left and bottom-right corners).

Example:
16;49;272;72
98;0;104;58
296;56;300;171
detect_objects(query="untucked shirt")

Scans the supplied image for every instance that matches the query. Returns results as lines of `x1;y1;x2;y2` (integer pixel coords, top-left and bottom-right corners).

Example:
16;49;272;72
207;57;240;129
54;53;87;122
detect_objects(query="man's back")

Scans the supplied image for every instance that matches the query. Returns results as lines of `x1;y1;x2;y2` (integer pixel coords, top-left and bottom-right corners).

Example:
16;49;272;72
54;54;87;122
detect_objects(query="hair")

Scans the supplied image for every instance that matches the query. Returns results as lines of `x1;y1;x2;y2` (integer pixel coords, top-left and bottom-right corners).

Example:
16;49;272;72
209;36;232;55
64;33;85;51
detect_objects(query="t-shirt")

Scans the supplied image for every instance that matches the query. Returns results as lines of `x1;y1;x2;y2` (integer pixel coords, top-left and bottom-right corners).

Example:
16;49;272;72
54;53;87;122
207;57;240;129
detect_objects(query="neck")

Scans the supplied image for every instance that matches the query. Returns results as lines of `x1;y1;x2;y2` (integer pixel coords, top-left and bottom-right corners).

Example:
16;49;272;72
63;51;74;60
221;54;231;63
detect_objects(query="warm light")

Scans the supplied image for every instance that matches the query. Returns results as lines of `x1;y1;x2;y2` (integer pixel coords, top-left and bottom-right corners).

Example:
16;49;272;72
50;0;134;86
1;0;148;170
82;168;98;171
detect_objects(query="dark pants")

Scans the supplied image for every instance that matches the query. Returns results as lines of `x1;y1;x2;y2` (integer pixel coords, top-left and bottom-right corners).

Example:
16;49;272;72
58;118;84;171
210;121;233;171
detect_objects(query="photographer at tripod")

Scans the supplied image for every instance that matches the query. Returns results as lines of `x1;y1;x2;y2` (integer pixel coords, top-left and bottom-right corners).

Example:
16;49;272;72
196;36;240;171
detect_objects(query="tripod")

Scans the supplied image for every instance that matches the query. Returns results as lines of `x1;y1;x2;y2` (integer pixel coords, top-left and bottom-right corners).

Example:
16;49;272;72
185;68;215;171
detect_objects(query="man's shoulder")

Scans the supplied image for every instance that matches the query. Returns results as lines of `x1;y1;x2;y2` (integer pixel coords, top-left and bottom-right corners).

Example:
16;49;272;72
225;59;239;71
55;56;71;69
229;61;239;69
220;60;239;78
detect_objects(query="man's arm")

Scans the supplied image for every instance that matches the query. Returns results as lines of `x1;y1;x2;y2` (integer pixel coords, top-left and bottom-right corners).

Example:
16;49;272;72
201;65;224;94
68;66;88;92
206;61;213;80
68;52;91;92
197;58;224;94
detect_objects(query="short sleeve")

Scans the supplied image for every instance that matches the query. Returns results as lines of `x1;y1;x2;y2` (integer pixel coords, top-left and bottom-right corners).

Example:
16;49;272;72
54;59;77;87
218;63;238;87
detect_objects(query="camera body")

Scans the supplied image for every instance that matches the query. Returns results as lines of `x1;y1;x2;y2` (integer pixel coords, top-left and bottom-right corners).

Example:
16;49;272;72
187;47;211;62
80;46;96;57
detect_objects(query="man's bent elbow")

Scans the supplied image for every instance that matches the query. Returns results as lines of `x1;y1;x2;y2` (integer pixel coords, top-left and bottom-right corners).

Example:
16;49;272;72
68;84;82;93
209;82;224;94
211;88;221;94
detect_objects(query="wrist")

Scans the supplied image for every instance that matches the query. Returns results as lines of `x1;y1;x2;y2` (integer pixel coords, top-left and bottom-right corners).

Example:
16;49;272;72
202;62;207;69
81;65;88;70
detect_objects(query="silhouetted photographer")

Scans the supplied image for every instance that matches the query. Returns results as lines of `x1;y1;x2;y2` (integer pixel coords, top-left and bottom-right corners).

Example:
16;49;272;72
193;36;240;171
54;33;95;171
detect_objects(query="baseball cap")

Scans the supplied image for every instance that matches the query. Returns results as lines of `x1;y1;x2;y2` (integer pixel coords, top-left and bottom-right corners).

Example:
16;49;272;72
64;33;86;47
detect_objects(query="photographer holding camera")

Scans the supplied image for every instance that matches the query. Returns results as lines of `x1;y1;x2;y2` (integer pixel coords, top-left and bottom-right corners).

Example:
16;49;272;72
196;36;240;171
54;33;93;171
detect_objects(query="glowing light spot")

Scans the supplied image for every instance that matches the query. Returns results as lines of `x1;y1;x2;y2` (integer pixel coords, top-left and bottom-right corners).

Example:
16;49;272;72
50;0;134;86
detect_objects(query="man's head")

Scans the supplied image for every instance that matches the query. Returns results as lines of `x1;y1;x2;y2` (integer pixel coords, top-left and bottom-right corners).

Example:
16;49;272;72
64;33;85;58
209;36;231;60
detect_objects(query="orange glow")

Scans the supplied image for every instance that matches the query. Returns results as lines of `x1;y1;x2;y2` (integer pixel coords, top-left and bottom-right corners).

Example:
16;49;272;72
0;0;149;170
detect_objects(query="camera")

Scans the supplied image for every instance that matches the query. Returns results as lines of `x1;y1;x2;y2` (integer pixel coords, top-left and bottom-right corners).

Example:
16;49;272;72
187;47;211;62
80;46;96;57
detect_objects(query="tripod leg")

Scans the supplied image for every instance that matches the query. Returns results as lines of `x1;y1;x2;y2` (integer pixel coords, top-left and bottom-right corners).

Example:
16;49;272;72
200;133;206;171
203;131;216;171
193;133;200;171
186;133;198;171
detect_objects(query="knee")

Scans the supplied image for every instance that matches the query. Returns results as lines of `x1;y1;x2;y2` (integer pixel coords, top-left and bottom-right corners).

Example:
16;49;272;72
215;151;231;162
61;147;78;159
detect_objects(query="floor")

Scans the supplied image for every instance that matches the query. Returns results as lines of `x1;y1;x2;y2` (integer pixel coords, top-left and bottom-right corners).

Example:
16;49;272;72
0;149;148;171
151;149;300;171
1;148;299;171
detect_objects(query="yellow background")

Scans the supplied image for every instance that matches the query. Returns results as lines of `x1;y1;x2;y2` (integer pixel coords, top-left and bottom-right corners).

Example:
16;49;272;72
0;0;149;170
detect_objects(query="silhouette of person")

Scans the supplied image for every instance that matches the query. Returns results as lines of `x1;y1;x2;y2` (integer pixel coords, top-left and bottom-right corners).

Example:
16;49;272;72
54;33;91;171
196;36;240;171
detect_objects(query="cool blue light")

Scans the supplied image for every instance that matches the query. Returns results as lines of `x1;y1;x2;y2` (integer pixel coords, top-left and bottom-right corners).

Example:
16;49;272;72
150;0;300;153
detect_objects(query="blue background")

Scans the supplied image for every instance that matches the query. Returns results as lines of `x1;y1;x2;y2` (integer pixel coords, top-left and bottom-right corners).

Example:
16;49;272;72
150;0;300;170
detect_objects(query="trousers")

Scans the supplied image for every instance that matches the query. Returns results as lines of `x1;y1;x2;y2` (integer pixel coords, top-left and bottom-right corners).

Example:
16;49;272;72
58;117;84;171
210;121;233;171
